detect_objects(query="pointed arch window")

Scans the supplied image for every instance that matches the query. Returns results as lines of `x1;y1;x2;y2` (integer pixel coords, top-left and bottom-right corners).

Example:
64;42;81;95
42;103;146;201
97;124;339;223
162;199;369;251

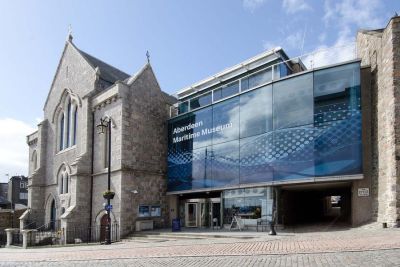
58;166;70;194
73;107;78;145
57;92;79;152
59;114;64;151
66;99;71;147
65;173;69;193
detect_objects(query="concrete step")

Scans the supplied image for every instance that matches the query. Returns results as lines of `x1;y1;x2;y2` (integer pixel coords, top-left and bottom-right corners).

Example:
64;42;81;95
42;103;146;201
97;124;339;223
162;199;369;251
127;231;256;240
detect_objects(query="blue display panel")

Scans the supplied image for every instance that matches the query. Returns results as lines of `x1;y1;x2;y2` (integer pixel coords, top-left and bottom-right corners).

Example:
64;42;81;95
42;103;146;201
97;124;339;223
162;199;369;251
167;62;362;192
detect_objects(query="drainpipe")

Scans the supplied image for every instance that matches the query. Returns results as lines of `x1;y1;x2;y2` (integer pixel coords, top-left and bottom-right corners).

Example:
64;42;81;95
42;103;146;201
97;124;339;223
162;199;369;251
89;112;95;232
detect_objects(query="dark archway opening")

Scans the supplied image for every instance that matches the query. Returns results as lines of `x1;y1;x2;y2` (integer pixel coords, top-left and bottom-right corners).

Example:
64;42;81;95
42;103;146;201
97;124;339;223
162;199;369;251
280;183;351;227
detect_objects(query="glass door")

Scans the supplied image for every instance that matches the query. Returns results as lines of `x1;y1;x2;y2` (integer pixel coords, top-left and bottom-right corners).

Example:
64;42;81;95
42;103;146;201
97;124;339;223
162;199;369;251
200;200;210;227
185;203;198;227
211;202;221;227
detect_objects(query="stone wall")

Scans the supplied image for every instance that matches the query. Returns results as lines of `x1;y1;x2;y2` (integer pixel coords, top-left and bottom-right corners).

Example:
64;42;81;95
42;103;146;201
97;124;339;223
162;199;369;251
356;16;400;226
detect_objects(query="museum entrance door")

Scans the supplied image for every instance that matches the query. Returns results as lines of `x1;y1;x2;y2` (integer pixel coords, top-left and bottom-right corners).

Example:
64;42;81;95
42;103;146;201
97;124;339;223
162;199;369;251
200;198;221;228
185;203;198;227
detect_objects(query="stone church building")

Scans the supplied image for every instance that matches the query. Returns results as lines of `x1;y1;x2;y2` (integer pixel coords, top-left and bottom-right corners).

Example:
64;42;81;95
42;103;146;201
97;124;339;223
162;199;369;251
24;34;175;237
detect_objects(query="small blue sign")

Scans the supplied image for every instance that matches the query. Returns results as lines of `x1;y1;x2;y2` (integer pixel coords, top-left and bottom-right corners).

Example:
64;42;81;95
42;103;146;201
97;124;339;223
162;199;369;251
106;204;113;211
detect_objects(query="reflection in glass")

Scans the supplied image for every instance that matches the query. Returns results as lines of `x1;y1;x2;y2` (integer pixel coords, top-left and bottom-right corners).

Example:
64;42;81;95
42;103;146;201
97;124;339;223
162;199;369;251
239;85;272;138
272;127;315;180
240;134;273;184
212;140;239;187
212;97;239;145
222;187;272;224
273;73;313;130
241;68;272;91
214;81;239;102
169;106;213;152
314;63;361;176
190;92;212;110
167;62;362;192
178;101;189;114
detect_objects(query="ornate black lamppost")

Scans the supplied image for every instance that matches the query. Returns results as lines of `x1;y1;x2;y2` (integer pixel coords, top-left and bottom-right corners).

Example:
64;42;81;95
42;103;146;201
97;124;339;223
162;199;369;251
97;116;113;245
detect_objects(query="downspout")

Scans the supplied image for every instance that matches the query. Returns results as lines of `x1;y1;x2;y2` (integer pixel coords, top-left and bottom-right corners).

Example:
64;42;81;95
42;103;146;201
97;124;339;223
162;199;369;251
89;112;95;229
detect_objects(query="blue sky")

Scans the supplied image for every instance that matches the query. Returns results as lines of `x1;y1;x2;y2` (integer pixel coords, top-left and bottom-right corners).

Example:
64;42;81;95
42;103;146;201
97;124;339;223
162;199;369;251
0;0;399;182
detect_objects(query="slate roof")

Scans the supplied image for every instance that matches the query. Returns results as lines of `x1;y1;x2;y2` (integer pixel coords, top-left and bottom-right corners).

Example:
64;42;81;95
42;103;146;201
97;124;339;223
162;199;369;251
78;49;130;84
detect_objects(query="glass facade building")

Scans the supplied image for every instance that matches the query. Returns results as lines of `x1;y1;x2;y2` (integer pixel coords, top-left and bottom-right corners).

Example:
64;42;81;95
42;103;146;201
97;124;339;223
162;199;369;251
167;62;362;193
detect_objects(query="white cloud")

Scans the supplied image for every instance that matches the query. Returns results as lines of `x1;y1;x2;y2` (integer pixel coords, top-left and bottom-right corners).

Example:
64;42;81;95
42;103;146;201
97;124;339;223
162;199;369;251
285;31;303;49
302;27;355;68
303;0;384;69
323;0;383;29
0;118;36;182
282;0;311;14
243;0;266;12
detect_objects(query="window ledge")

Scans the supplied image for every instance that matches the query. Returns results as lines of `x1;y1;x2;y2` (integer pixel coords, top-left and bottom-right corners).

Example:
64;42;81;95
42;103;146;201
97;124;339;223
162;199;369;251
56;145;76;155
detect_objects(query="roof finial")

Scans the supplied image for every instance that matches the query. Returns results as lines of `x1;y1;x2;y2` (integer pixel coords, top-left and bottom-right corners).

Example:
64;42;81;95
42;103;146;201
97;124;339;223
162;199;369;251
146;50;150;64
67;24;73;42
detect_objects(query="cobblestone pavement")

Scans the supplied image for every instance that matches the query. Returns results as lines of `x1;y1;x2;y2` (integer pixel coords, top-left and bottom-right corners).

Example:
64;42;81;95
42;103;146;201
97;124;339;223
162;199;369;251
0;225;399;266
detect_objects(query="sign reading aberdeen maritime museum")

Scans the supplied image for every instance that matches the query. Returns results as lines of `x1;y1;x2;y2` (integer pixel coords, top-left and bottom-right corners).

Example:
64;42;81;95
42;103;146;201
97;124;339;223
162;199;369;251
172;120;233;144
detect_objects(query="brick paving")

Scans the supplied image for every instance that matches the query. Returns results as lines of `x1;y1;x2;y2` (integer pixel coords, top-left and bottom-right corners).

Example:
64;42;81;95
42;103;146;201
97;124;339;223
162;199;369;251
0;226;399;266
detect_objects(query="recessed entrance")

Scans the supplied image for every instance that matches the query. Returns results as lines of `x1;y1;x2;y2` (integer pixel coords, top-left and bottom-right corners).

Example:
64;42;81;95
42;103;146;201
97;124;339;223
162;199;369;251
280;182;352;226
185;203;198;227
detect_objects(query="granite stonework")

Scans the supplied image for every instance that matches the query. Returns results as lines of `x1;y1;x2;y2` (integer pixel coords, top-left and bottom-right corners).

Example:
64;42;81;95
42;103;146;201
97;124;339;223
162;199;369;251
356;16;400;227
25;35;175;238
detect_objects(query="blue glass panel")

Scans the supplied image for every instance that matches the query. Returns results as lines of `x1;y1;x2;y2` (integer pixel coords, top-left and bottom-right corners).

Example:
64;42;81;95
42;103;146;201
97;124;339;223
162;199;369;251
214;81;239;102
211;140;239;187
240;134;273;184
167;146;212;191
239;85;272;138
241;68;272;91
273;73;313;129
190;92;212;110
279;62;290;78
167;62;362;192
272;126;315;181
168;106;212;153
313;63;362;176
212;97;239;145
178;101;189;114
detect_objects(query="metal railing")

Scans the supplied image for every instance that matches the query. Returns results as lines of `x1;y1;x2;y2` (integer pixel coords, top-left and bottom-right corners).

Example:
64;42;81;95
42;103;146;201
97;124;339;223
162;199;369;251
24;221;37;230
66;224;119;244
11;232;22;247
36;221;60;232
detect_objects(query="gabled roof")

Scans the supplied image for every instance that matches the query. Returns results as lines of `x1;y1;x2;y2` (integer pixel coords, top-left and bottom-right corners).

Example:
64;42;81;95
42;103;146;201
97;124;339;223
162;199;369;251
44;36;131;109
78;49;130;84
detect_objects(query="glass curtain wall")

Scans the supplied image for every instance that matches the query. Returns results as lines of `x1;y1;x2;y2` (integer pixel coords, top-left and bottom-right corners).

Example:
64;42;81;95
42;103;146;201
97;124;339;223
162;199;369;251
168;62;361;192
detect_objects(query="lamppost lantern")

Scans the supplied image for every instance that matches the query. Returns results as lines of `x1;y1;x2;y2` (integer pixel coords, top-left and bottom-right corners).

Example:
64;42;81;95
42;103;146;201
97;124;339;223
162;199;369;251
96;118;108;134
